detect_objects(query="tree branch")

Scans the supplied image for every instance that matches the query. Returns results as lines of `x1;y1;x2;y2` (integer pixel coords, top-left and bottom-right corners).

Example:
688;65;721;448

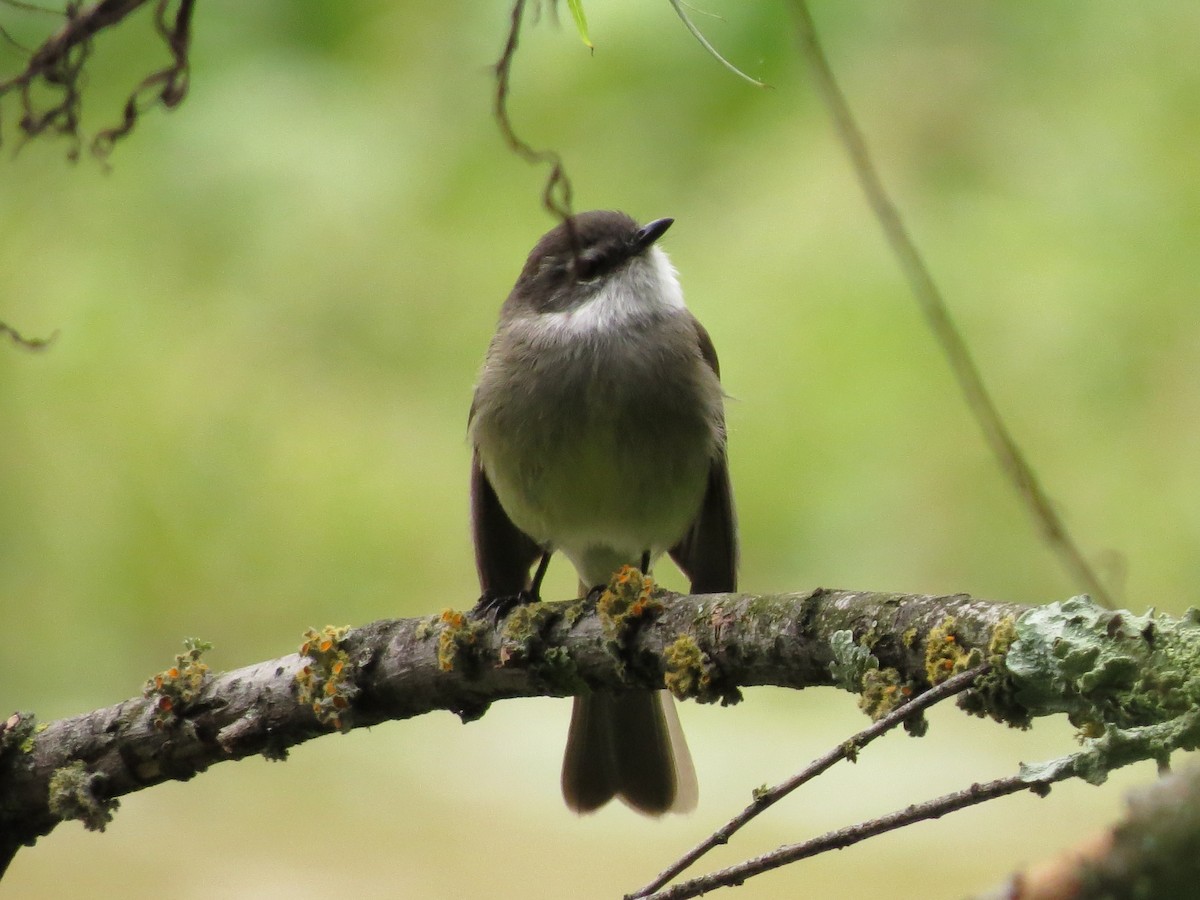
787;0;1114;608
631;664;992;898
0;584;1022;872
2;582;1196;882
642;768;1074;900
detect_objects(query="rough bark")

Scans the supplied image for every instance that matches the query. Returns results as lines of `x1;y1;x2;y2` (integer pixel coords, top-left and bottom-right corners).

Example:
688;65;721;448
5;585;1198;886
0;585;1024;873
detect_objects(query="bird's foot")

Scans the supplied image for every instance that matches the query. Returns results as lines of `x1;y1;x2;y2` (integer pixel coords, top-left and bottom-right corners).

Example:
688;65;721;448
471;589;539;621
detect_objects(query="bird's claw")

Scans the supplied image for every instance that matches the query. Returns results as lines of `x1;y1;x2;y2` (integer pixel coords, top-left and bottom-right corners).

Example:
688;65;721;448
471;589;539;621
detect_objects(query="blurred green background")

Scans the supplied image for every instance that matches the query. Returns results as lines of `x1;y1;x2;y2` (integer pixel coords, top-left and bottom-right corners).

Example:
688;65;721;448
2;2;1198;897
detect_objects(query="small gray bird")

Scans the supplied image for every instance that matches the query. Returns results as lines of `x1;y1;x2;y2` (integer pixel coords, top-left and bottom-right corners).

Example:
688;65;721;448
468;210;737;815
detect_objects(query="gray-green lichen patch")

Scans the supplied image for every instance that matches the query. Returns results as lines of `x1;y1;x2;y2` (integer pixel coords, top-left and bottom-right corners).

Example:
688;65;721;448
1019;707;1200;787
48;761;119;832
829;629;878;692
1007;597;1200;733
1008;597;1200;785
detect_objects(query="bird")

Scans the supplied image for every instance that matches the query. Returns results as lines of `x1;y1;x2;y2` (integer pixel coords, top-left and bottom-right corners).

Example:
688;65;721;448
468;209;737;815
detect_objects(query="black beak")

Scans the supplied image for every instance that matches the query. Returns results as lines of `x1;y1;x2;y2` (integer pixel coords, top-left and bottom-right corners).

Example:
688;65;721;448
632;217;674;252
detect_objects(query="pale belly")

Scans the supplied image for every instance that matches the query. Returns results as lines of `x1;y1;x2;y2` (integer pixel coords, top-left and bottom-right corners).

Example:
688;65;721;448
484;428;712;586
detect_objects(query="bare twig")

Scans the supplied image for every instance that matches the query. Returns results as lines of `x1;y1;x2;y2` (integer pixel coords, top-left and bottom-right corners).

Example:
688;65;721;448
0;0;190;158
787;0;1114;608
1;0;61;13
0;321;57;350
630;664;991;898
91;0;192;158
493;0;576;236
0;25;28;53
642;767;1073;900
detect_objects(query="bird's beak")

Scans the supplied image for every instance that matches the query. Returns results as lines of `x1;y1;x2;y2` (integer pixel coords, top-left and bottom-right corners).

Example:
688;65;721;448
633;217;674;252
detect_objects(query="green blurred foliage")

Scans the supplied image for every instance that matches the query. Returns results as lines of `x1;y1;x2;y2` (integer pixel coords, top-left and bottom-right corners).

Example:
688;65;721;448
1;2;1198;897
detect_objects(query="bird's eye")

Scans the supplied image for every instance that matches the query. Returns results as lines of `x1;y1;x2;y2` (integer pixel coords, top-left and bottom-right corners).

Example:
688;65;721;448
572;250;604;282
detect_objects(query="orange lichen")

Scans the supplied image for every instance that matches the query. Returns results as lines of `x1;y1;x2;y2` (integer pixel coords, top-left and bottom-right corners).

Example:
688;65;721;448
295;625;354;730
143;638;212;730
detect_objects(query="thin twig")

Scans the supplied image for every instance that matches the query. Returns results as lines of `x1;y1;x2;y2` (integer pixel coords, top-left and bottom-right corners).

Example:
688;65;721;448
788;0;1113;609
642;766;1073;899
629;664;990;898
0;22;30;52
493;0;576;238
0;0;148;96
91;0;192;158
0;0;192;158
1;0;62;13
0;321;57;350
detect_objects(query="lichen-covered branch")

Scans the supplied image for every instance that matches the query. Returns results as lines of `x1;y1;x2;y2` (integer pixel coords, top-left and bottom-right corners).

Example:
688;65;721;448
1;579;1197;881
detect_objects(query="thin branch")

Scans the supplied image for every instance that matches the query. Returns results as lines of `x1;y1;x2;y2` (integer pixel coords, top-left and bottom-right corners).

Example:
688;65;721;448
1;0;62;13
0;321;57;350
91;0;192;159
787;0;1114;608
630;663;991;898
0;23;30;53
493;0;576;235
642;767;1074;900
0;0;189;158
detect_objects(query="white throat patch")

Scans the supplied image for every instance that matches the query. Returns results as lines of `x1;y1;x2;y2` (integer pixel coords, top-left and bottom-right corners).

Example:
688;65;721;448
544;246;685;335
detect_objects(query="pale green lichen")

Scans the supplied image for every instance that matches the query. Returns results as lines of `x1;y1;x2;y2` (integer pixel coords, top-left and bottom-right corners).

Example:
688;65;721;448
497;603;585;694
48;761;119;832
0;712;41;755
829;629;878;692
1009;597;1200;785
499;602;554;664
414;614;441;641
1007;597;1200;732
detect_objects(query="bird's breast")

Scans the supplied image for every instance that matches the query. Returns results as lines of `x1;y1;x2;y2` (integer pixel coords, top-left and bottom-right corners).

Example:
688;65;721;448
470;312;723;573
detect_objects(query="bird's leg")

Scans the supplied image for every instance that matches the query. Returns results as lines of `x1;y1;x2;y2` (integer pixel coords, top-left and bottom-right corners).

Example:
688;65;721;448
473;550;553;620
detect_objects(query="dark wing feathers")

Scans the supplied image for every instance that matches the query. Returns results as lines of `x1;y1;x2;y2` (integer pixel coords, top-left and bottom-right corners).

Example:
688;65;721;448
470;451;542;597
668;317;738;593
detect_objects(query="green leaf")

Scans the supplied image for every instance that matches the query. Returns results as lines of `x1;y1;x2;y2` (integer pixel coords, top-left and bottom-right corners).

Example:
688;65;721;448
566;0;593;50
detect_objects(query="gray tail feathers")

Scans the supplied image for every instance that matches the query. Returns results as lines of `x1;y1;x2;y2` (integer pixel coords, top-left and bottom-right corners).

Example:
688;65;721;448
561;690;698;816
